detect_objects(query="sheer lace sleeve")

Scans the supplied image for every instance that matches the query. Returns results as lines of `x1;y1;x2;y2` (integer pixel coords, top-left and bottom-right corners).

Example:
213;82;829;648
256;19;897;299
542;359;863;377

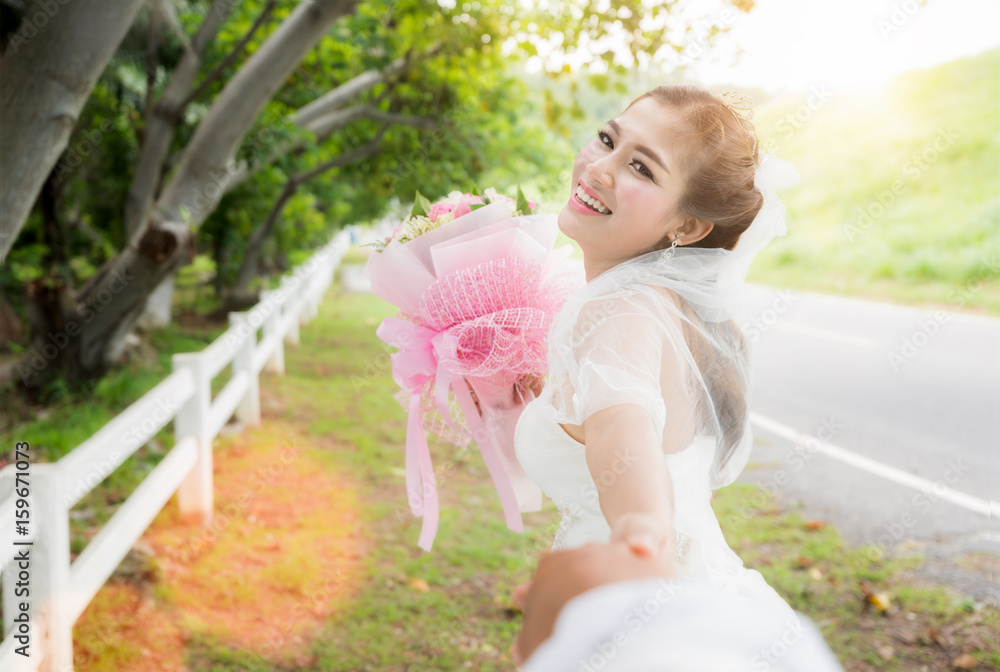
548;285;699;455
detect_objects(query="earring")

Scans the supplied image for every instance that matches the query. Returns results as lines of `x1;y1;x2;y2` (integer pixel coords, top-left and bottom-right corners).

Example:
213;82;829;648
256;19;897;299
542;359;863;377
671;234;681;250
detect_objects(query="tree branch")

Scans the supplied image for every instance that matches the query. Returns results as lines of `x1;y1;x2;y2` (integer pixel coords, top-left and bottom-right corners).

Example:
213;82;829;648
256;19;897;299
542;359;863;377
178;0;278;110
291;125;388;186
124;0;236;238
226;126;387;300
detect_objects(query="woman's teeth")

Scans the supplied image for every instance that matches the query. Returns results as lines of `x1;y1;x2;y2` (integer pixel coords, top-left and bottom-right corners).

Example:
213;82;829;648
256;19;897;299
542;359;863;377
575;186;611;214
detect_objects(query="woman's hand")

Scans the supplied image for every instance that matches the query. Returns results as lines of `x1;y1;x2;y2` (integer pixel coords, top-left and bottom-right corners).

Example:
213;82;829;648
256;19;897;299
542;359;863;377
465;374;545;419
610;511;677;571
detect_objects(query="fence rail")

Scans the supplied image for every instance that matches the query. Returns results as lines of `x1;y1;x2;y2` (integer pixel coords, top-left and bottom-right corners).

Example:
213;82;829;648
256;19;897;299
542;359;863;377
0;227;355;672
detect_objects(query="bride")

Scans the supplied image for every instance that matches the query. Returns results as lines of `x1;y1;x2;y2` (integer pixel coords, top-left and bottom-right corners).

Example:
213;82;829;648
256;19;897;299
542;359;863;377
509;84;800;620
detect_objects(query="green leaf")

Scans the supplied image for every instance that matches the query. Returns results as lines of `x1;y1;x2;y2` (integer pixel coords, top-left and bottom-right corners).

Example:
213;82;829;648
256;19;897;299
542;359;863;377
411;190;432;218
471;186;480;197
469;202;486;211
516;185;531;214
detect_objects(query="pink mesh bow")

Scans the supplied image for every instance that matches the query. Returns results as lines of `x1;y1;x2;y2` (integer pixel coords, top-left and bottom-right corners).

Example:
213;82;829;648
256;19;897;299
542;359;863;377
367;204;583;551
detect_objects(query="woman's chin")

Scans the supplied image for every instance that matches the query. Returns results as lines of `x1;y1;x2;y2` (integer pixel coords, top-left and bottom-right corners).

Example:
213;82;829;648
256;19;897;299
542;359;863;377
556;207;580;241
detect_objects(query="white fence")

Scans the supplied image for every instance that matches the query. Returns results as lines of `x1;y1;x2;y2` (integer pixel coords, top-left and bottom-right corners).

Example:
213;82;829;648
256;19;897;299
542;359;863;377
0;228;355;672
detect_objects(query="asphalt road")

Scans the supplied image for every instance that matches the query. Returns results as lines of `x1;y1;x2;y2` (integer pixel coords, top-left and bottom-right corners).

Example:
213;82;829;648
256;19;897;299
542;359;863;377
732;283;999;603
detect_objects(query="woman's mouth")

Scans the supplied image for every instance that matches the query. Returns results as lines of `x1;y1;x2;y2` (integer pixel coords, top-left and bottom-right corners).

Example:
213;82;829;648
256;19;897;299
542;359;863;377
570;185;612;215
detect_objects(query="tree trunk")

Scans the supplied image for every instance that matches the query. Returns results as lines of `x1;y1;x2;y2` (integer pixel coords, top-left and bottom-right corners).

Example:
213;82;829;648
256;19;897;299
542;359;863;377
227;183;296;303
33;0;361;385
0;0;145;263
16;220;193;389
153;0;360;228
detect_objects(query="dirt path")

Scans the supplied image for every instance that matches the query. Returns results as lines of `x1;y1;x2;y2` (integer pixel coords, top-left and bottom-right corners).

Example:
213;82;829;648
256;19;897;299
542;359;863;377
73;420;368;671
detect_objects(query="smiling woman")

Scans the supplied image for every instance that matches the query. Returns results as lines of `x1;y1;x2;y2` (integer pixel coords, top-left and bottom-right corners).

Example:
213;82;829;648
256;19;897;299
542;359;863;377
558;86;765;283
513;83;802;623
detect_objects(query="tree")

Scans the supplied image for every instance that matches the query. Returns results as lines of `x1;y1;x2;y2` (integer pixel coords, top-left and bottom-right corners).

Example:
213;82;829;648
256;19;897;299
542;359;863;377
0;0;146;261
3;0;752;392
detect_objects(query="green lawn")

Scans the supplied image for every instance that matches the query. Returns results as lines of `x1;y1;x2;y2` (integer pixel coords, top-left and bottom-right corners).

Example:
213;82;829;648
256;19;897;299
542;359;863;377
748;47;1000;315
174;278;1000;670
3;272;997;670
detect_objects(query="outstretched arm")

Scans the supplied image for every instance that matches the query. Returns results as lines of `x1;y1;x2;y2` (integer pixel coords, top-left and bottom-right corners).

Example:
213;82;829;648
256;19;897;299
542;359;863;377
584;403;677;565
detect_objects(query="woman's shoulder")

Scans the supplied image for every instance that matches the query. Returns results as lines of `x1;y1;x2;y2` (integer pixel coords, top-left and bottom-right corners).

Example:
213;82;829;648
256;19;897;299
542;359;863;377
564;288;682;356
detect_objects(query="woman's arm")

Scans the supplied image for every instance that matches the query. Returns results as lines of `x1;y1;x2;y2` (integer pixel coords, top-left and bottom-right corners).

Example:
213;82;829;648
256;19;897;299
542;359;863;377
584;403;677;567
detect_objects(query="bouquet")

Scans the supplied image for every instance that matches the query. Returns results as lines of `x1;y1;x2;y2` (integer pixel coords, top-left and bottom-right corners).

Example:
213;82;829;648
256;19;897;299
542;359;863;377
365;187;583;551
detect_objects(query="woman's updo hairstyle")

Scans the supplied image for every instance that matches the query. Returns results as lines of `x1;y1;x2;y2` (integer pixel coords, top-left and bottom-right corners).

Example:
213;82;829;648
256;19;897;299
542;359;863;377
626;85;763;253
623;86;763;470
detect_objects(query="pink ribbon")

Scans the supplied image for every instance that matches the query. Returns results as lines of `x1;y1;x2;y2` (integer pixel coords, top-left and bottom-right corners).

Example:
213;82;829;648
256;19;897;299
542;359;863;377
376;315;525;551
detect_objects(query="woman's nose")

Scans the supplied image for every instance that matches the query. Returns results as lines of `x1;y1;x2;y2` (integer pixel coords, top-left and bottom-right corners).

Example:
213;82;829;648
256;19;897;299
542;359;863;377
586;159;614;188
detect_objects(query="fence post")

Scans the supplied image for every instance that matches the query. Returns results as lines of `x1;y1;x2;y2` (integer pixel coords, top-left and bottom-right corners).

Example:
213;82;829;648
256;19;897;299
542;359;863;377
261;290;285;376
32;463;73;672
281;277;300;346
173;353;213;522
307;269;320;322
228;312;261;426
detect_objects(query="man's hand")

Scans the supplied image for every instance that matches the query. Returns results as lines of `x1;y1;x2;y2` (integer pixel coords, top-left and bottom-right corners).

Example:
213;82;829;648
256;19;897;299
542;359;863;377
465;374;545;418
511;542;675;666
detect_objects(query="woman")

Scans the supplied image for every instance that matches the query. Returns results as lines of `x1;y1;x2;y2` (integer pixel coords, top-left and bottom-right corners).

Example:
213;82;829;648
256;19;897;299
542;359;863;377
512;84;800;618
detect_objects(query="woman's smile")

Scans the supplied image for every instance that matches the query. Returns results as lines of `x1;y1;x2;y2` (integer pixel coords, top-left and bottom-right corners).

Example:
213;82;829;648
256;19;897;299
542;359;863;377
567;181;613;216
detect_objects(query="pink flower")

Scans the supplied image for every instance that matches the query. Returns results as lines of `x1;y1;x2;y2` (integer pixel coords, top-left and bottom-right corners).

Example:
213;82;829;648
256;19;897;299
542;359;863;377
450;194;483;220
428;203;457;221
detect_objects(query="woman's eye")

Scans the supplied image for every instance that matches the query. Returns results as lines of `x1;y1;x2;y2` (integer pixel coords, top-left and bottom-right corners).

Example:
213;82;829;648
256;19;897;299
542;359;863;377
632;160;653;179
597;130;613;148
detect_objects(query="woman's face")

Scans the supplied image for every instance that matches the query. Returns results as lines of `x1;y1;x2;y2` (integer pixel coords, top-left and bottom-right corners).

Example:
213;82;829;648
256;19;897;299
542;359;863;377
557;97;709;276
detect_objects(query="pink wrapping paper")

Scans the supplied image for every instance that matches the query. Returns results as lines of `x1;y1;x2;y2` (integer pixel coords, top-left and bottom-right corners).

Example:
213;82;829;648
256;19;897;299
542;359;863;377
366;202;582;551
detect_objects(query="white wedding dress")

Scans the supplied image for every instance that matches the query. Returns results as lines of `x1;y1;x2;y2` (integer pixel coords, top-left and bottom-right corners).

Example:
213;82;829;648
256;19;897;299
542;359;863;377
513;333;797;622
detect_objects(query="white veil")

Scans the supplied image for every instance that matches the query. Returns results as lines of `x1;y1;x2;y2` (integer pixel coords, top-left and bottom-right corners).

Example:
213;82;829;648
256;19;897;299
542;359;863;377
545;151;800;489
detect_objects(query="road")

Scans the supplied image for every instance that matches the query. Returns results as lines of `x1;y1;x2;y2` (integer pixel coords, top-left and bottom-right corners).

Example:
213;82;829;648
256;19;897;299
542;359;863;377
733;283;999;603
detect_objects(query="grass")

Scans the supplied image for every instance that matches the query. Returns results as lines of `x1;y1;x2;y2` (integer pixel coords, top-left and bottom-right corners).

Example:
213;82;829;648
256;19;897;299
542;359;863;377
747;47;1000;316
23;273;988;671
0;318;226;559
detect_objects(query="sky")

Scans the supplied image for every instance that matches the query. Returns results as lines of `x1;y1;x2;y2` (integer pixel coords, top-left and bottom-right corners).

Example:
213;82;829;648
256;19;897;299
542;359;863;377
687;0;1000;93
513;0;1000;95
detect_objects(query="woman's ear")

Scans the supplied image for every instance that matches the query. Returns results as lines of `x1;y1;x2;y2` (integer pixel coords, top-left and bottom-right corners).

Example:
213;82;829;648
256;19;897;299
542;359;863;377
678;217;714;245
